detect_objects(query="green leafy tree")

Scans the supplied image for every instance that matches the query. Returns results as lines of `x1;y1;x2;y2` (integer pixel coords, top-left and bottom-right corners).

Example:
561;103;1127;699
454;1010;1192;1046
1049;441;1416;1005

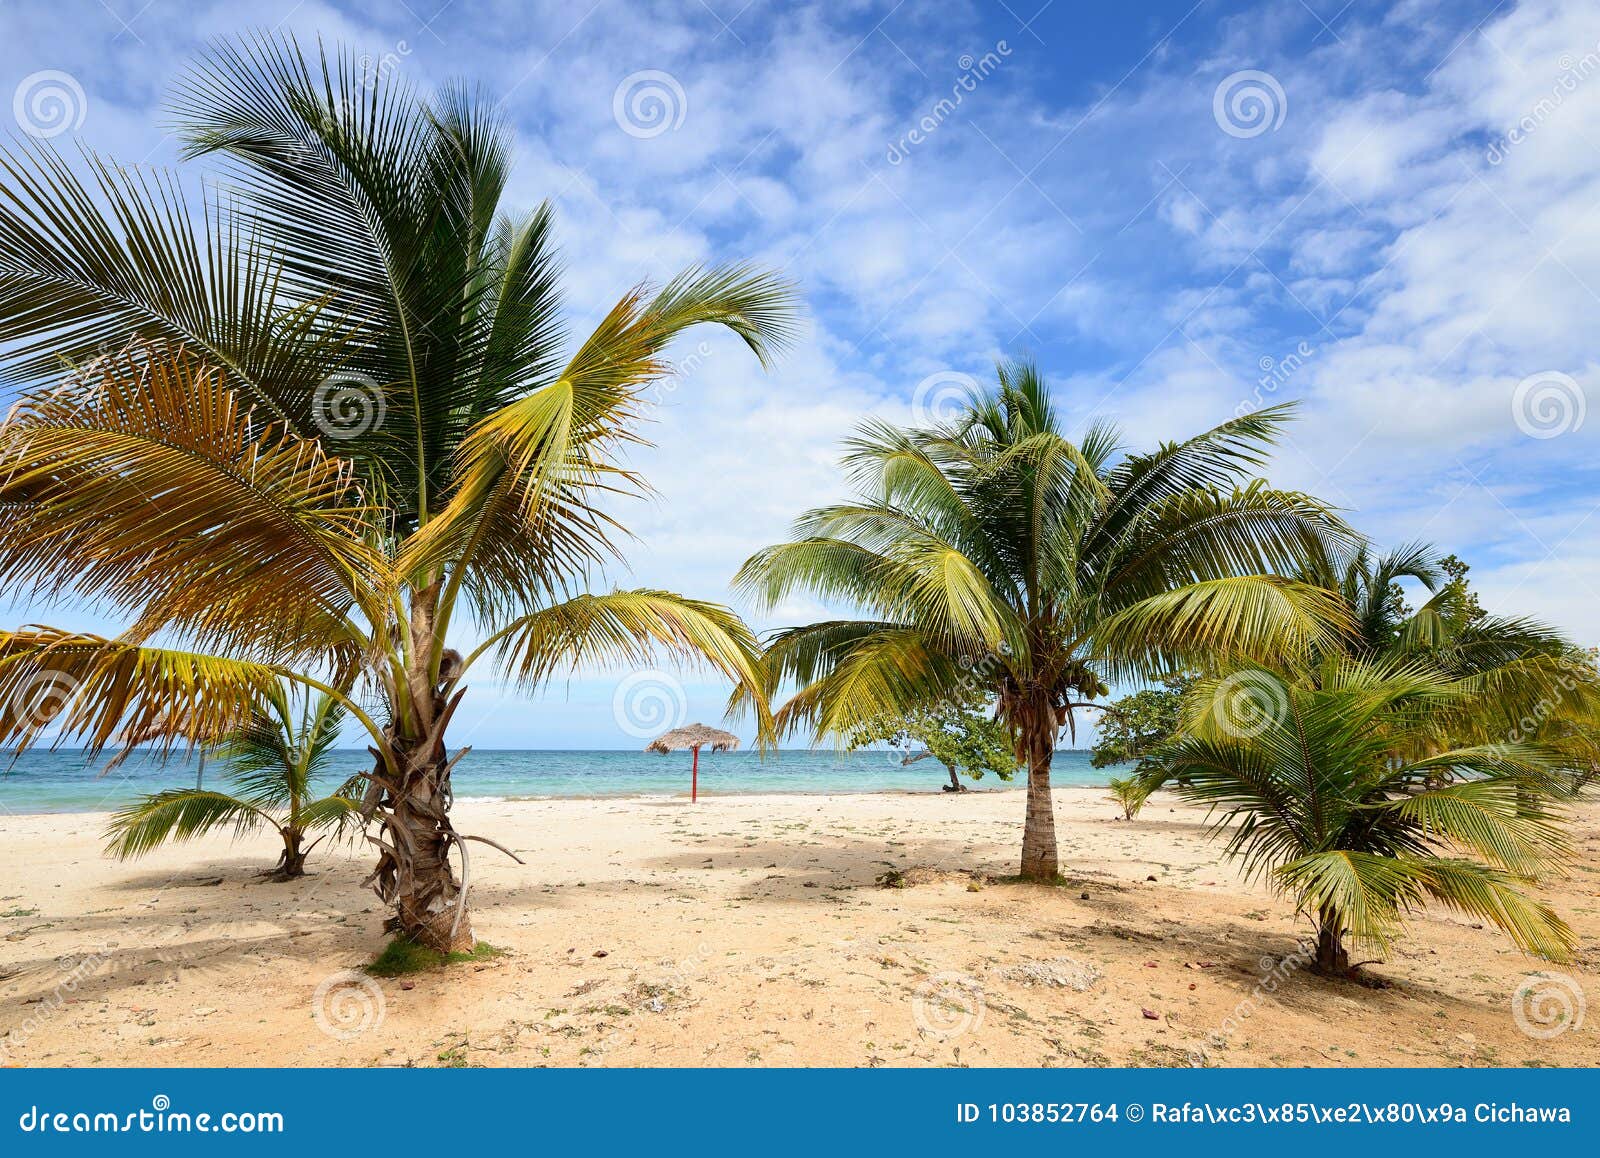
1149;661;1576;975
850;694;1017;792
1090;673;1193;776
104;687;362;880
736;361;1354;879
1318;544;1599;770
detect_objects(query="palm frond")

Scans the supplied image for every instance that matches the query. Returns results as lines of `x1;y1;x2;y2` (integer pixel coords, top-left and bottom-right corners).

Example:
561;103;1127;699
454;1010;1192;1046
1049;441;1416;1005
0;629;285;756
0;343;381;659
103;789;273;859
482;591;769;737
0;138;340;405
1093;576;1354;677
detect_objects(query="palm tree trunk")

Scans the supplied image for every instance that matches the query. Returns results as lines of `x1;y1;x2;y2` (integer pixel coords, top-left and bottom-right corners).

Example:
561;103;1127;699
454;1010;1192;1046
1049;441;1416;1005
269;827;308;880
1017;691;1059;881
1313;908;1348;975
367;730;474;952
365;582;475;953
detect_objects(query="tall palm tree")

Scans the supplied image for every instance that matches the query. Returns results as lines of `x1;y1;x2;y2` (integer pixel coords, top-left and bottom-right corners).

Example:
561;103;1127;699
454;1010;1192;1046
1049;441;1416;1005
1150;661;1575;974
0;36;797;950
105;686;362;880
735;362;1354;879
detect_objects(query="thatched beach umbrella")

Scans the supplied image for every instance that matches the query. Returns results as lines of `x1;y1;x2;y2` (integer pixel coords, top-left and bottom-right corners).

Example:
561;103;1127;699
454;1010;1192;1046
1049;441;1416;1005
646;723;740;803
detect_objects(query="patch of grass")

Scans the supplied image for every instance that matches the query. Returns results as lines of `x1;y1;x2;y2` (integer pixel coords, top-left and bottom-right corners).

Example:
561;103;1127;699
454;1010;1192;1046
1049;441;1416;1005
436;1045;472;1068
0;907;39;918
367;938;503;977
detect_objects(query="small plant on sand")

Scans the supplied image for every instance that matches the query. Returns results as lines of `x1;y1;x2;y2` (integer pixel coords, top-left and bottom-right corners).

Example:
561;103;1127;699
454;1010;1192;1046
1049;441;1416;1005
104;686;362;880
1106;776;1148;820
1146;660;1576;975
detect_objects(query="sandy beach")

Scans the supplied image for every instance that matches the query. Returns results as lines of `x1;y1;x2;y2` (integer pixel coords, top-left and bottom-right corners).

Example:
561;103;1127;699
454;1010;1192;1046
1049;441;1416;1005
2;787;1596;1068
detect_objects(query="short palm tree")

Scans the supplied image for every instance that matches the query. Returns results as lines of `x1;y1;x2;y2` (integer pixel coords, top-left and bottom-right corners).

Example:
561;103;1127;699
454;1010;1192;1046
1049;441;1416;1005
1150;661;1575;974
735;362;1354;878
105;687;362;880
0;36;797;950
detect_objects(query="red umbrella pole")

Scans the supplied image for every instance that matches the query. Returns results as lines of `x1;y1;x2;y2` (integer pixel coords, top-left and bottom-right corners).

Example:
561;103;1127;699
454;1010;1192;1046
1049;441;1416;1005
691;744;700;803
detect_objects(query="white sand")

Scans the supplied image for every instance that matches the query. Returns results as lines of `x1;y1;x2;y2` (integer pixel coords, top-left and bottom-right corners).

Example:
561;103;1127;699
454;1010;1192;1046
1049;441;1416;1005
2;787;1596;1067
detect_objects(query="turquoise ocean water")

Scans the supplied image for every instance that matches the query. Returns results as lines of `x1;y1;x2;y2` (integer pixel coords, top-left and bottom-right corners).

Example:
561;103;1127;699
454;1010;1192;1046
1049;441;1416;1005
0;748;1106;814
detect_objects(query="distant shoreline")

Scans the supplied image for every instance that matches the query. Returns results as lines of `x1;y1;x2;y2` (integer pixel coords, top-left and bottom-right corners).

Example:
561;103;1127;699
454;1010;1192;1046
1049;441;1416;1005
0;779;1085;818
0;748;1113;815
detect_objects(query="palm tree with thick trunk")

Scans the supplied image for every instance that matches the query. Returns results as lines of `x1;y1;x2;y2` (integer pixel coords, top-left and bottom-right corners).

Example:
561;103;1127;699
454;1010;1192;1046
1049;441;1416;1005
0;36;796;950
735;362;1354;879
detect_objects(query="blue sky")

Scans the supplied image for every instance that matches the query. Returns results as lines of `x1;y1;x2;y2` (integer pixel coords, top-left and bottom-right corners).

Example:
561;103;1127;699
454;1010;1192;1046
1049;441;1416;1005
3;0;1598;748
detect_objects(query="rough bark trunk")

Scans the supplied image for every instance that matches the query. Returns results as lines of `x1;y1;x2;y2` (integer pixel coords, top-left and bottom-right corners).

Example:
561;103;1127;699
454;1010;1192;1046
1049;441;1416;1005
366;729;474;953
1017;691;1059;881
267;828;308;881
362;582;475;953
943;764;965;793
1313;910;1348;975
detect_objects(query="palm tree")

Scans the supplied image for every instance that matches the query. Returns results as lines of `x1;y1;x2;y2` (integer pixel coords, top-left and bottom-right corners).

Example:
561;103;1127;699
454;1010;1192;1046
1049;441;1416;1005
105;686;362;880
1310;544;1600;777
1149;661;1576;974
734;362;1354;879
0;36;797;950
